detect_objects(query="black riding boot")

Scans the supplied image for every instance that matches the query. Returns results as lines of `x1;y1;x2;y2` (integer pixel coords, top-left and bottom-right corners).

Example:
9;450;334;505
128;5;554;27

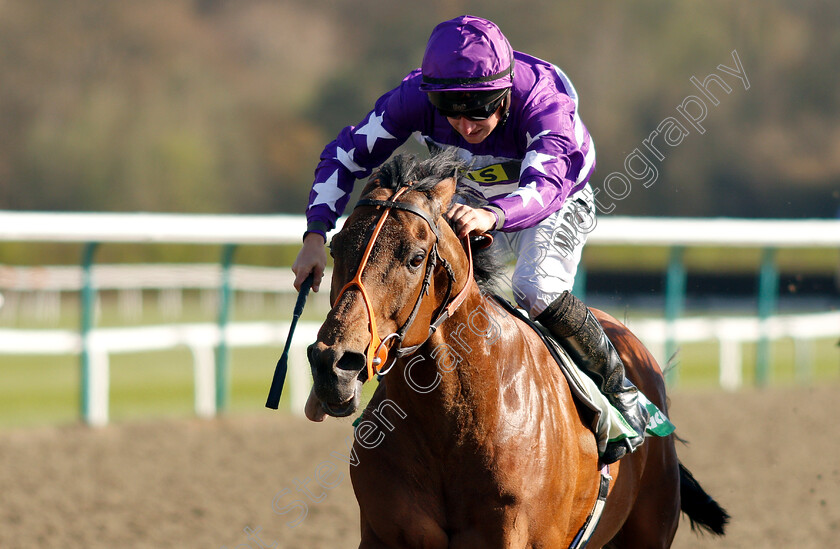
535;291;650;463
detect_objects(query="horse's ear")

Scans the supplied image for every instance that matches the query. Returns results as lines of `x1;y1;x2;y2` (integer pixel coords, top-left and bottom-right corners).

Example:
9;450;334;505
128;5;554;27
359;177;381;197
428;177;457;211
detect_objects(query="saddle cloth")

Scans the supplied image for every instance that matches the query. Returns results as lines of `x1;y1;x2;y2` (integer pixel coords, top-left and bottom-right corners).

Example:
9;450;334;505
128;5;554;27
490;296;676;456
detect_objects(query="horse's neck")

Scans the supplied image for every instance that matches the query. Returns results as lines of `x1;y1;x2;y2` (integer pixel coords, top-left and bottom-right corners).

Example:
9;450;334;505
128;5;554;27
388;290;517;440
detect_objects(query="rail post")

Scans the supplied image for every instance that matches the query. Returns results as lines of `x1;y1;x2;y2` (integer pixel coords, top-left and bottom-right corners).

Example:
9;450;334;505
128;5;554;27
215;244;237;413
79;242;99;424
664;246;686;385
756;247;778;386
573;263;587;301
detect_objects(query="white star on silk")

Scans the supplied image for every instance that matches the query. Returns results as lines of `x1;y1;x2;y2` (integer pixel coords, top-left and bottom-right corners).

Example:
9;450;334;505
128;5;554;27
525;130;551;148
356;111;396;153
309;170;346;213
508;181;545;208
520;150;555;175
335;146;364;174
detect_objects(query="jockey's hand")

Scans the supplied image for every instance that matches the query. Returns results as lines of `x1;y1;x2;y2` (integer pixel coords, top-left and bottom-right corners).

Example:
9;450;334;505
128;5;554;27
445;204;497;239
292;232;327;292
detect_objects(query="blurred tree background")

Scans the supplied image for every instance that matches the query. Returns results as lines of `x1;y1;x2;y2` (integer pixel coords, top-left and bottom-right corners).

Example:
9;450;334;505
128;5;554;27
0;0;838;219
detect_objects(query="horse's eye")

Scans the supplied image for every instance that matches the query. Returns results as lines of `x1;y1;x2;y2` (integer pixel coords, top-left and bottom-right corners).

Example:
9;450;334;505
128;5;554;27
408;252;426;270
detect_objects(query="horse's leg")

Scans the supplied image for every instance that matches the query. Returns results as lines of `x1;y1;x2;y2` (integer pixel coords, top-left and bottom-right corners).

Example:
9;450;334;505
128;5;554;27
359;528;390;548
359;515;392;549
358;508;449;549
608;436;681;548
448;507;532;549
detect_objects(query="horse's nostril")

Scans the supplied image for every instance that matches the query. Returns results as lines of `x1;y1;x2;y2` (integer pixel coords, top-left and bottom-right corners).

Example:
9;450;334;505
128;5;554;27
309;344;366;382
336;351;366;374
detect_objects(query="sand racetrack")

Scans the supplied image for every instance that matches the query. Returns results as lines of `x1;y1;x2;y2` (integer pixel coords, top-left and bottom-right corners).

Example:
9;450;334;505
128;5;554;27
2;386;838;548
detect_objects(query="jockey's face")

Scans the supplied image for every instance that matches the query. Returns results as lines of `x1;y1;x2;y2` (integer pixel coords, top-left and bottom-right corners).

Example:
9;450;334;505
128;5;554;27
446;106;503;144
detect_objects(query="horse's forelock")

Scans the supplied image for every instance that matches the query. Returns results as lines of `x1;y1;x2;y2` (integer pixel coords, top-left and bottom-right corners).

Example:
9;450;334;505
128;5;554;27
372;150;465;193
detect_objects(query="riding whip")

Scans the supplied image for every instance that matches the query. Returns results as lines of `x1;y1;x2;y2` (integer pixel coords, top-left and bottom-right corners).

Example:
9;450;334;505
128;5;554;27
265;272;314;410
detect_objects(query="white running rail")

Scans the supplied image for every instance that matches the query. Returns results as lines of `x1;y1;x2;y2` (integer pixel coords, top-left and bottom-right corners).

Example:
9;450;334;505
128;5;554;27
0;321;321;426
1;312;837;425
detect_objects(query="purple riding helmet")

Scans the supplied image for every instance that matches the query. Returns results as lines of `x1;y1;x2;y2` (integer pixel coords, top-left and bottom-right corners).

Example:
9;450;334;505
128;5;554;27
421;15;514;120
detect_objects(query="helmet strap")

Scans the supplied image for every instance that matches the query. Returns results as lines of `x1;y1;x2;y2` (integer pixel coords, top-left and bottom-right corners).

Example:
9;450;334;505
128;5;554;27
498;91;512;127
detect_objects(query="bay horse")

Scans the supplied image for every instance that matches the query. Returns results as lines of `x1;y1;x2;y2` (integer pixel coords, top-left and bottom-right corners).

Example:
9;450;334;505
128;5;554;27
306;152;728;548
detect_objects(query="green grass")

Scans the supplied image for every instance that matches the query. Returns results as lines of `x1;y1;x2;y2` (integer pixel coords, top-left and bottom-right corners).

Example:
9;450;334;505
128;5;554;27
0;290;332;429
0;354;79;427
666;337;839;388
0;347;297;429
1;331;837;431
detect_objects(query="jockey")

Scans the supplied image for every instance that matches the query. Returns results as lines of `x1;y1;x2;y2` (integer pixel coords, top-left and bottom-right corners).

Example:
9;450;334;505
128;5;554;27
293;15;649;463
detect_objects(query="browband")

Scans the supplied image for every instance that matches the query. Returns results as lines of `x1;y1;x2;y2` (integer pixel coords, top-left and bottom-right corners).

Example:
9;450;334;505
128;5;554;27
356;198;441;240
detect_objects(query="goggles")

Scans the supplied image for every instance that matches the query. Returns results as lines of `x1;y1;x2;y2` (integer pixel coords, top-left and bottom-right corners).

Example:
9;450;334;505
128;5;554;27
427;89;509;121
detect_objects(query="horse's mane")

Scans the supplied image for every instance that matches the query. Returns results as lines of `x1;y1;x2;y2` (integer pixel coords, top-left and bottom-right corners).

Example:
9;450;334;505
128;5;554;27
374;148;462;193
372;150;506;294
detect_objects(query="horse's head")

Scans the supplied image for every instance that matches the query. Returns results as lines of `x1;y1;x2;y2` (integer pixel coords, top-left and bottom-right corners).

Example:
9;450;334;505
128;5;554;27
307;153;472;418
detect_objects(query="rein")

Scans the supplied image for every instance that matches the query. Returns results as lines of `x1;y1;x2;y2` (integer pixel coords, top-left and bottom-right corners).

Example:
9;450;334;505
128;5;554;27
332;185;475;383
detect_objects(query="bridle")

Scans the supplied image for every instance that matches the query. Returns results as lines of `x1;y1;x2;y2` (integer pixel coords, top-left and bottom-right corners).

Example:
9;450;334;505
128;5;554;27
331;185;475;383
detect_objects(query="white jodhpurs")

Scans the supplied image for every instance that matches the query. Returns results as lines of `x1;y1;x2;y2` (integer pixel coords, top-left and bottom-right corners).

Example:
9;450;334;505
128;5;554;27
490;185;596;318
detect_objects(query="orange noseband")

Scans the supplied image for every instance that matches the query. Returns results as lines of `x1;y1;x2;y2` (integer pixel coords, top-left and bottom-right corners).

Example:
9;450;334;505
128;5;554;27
332;185;478;384
332;187;410;382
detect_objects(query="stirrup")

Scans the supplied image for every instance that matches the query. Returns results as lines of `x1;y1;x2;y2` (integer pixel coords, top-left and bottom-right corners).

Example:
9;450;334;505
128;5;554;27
602;383;649;463
602;422;647;463
602;438;636;464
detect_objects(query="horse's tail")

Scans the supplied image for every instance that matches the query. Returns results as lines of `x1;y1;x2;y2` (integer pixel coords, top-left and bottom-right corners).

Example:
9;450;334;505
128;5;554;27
679;461;729;536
